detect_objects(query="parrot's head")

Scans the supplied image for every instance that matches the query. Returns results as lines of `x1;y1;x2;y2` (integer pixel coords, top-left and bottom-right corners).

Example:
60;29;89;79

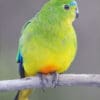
41;0;79;24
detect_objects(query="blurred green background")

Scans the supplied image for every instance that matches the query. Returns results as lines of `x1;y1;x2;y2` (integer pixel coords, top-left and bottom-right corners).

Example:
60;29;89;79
0;0;100;100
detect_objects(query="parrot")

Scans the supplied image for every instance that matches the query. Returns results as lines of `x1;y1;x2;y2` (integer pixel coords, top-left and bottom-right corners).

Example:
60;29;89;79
15;0;79;100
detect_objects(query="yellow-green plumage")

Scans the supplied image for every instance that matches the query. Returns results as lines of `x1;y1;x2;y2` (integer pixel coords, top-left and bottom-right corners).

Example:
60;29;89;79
15;0;79;99
20;21;77;75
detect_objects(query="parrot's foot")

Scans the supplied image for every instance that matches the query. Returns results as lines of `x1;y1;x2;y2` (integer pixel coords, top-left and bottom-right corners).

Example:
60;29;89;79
38;72;59;89
38;73;47;92
51;72;59;88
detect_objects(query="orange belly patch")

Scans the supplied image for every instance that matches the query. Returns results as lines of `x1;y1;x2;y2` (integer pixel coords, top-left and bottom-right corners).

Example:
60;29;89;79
40;65;58;74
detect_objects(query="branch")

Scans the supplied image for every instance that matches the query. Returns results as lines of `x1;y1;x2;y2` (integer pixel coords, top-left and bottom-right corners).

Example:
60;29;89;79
0;74;100;91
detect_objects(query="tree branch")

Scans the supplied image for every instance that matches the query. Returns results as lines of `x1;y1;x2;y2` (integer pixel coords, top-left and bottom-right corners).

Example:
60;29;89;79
0;74;100;91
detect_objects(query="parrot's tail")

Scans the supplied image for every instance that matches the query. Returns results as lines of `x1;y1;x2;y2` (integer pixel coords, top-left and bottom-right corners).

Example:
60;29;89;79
15;91;19;100
14;62;32;100
14;89;32;100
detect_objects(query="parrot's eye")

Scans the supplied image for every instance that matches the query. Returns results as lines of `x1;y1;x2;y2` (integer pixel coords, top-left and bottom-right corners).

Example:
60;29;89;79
64;5;70;10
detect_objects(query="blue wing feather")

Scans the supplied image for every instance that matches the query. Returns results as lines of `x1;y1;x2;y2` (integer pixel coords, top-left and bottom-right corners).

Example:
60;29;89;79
16;51;23;63
16;51;25;78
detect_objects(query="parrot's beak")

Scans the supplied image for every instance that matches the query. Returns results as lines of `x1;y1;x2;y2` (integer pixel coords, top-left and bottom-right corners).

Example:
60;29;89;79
76;7;79;18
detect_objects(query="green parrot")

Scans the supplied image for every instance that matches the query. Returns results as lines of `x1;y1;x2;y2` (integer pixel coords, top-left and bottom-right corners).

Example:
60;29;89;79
15;0;79;100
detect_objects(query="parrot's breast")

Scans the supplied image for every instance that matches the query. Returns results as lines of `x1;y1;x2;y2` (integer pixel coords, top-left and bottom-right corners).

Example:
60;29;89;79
20;25;77;76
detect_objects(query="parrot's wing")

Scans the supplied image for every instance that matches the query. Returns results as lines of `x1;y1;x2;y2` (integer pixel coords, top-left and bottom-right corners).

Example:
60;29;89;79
21;20;32;34
16;50;23;63
16;50;25;78
16;19;33;77
23;21;31;30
